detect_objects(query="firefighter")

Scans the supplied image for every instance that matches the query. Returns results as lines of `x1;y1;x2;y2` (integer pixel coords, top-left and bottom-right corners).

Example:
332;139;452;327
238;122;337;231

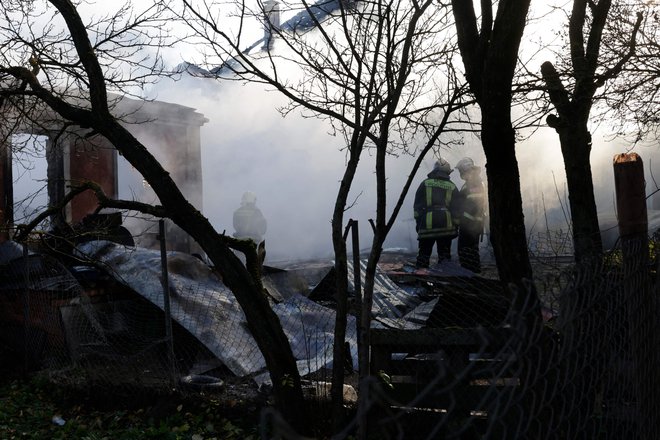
413;158;461;268
455;157;486;273
233;191;267;243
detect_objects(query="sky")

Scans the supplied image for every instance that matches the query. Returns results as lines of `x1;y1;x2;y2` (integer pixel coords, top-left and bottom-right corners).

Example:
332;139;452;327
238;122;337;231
9;0;660;261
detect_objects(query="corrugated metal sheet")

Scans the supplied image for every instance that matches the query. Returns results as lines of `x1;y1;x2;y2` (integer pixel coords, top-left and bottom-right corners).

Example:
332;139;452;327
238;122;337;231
347;259;422;320
75;241;356;382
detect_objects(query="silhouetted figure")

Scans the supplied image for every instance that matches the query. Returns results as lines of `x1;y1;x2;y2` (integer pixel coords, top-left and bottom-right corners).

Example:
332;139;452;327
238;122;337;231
413;159;460;268
233;191;267;244
456;157;486;273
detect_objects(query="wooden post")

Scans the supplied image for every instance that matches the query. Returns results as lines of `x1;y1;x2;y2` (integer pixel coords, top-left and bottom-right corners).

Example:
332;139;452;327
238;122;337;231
614;153;648;237
613;153;659;439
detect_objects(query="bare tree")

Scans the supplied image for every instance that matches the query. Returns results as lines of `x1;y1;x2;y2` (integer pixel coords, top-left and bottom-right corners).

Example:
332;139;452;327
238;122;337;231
0;0;310;433
540;0;643;262
174;0;471;432
599;2;660;142
451;0;539;310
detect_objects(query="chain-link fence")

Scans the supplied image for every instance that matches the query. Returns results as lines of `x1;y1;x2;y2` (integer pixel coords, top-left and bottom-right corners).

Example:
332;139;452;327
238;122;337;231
1;228;658;439
359;233;659;439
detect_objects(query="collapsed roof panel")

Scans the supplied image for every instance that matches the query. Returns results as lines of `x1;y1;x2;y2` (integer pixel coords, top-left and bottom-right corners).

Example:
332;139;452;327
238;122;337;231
347;260;423;320
75;241;356;380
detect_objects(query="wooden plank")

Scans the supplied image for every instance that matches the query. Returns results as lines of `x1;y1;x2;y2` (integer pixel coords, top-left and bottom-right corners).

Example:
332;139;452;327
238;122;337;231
371;327;511;349
368;326;521;429
379;382;518;410
372;357;518;380
371;327;479;347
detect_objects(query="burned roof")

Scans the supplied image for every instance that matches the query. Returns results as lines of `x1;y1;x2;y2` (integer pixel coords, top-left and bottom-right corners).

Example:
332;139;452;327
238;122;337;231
176;0;354;77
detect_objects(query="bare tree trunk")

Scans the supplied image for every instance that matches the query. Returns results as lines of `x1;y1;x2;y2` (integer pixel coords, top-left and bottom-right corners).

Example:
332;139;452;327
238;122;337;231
481;115;535;302
452;0;537;294
6;1;312;432
100;119;310;433
542;56;604;263
554;122;603;260
330;151;361;433
540;1;643;263
452;4;548;438
355;238;385;439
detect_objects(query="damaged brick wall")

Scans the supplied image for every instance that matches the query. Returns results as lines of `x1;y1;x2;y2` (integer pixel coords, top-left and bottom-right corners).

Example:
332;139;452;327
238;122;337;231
0;95;208;252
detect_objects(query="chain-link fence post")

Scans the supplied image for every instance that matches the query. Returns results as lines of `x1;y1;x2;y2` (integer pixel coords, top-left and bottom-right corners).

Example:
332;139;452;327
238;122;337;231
349;220;362;376
347;220;366;439
158;219;176;387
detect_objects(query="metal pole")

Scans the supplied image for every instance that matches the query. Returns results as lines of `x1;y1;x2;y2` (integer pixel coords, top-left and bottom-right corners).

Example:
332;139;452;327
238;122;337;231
351;220;362;371
158;219;176;386
22;243;30;375
354;219;371;440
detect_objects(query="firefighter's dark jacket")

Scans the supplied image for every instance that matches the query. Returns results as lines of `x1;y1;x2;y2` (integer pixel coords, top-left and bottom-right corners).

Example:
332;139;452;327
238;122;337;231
414;169;460;239
459;176;486;236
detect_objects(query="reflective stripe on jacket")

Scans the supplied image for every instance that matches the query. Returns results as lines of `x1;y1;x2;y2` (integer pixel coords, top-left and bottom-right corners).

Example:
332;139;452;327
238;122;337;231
459;179;486;236
414;170;460;239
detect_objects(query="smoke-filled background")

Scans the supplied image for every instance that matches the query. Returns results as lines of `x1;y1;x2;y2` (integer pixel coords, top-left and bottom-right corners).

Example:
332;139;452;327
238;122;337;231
9;1;660;263
132;76;436;261
11;74;659;262
11;70;659;263
126;72;659;262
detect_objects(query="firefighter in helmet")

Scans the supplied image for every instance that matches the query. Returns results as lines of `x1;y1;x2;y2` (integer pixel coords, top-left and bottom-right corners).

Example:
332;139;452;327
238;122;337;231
233;191;267;243
413;158;461;268
455;157;486;273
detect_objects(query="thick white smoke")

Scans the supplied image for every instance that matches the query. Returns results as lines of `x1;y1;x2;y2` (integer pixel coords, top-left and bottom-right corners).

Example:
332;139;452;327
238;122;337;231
134;71;660;261
146;76;419;261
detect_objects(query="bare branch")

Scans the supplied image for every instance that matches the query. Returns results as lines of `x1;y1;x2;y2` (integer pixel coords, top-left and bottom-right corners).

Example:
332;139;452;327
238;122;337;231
14;180;167;242
595;11;643;87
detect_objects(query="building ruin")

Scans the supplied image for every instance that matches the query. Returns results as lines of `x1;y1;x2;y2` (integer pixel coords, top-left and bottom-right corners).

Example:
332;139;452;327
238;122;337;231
0;94;208;252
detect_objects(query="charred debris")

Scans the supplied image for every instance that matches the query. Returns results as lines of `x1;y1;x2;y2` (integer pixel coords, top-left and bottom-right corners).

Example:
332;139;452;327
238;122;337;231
0;212;511;396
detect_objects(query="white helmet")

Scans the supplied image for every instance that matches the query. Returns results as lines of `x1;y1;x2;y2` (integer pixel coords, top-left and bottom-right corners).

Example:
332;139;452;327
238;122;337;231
433;158;452;175
456;157;475;174
241;191;257;205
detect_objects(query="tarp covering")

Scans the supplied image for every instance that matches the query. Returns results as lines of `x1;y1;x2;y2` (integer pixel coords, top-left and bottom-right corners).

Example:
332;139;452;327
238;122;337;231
75;241;357;381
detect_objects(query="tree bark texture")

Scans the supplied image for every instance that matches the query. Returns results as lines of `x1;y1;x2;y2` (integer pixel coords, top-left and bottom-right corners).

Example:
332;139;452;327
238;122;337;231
538;0;646;262
452;0;536;295
554;122;603;260
330;151;360;433
100;119;309;433
20;1;312;433
541;55;603;262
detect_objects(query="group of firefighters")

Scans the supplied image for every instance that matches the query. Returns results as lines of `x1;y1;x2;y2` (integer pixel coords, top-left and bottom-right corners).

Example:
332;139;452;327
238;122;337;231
413;157;485;273
232;156;485;273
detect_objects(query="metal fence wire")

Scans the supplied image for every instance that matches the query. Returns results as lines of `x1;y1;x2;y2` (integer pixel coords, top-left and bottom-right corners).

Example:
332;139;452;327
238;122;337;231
362;235;659;440
0;231;658;439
